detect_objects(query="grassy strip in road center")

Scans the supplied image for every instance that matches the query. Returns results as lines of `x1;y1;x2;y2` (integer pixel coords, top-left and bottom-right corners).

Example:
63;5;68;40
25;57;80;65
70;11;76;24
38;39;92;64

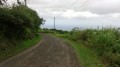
0;35;41;62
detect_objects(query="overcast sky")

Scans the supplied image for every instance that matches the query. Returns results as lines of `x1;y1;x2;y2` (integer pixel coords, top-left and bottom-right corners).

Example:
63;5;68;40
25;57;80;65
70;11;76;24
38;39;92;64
9;0;120;30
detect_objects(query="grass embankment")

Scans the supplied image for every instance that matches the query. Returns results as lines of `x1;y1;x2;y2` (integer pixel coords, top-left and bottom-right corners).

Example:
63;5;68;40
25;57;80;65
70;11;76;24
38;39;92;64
54;34;104;67
53;28;120;67
0;35;41;62
64;39;104;67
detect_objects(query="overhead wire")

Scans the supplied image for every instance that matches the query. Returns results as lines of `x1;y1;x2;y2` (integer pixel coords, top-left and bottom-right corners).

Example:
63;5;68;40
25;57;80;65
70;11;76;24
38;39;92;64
60;0;86;16
55;0;82;17
66;0;83;10
66;0;90;18
54;0;91;19
78;0;90;10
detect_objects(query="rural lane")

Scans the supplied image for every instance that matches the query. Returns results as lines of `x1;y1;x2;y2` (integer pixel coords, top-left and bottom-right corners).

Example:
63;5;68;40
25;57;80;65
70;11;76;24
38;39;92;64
0;34;80;67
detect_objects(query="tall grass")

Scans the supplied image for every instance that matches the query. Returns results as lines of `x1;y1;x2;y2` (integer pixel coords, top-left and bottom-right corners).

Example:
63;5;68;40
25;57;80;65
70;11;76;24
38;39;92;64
57;28;120;67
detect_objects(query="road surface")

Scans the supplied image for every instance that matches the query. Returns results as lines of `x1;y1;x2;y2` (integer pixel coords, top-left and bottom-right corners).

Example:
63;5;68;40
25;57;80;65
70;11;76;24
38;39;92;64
0;34;80;67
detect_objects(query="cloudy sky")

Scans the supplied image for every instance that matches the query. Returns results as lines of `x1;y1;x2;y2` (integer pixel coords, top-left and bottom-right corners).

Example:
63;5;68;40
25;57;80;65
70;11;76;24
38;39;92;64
9;0;120;30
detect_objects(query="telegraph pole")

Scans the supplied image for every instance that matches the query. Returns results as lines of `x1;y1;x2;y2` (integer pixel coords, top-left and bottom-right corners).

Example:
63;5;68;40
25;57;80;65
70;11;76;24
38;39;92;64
54;17;56;31
24;0;27;6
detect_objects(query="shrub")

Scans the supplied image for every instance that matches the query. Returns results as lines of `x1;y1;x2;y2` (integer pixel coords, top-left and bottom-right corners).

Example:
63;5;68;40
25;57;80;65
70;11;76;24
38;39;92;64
66;28;120;67
0;4;43;52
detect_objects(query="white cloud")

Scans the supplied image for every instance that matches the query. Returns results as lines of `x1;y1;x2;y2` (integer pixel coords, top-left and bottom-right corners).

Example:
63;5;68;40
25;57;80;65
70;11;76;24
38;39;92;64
7;0;120;30
62;10;100;18
27;0;120;18
110;13;120;18
82;0;120;14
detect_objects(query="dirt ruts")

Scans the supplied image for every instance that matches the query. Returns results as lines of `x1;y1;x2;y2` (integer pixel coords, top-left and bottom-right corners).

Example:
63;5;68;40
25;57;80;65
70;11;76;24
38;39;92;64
0;34;80;67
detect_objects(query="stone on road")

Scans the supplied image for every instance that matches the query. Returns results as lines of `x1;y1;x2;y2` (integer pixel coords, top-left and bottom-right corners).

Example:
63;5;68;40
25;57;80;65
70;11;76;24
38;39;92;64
0;34;80;67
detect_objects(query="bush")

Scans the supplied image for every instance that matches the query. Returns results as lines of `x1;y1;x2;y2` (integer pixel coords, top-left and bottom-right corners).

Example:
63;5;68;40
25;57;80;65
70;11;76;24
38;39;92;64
0;4;43;52
66;28;120;67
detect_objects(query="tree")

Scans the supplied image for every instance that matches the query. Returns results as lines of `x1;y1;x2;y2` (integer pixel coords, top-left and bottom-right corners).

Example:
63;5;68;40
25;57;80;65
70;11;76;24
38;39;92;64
0;5;43;39
17;0;27;6
17;0;21;4
0;0;27;6
24;0;27;6
0;0;7;5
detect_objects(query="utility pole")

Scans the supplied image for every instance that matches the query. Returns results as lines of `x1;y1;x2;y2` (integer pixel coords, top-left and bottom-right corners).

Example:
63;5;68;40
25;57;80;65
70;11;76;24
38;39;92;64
54;17;56;31
24;0;27;6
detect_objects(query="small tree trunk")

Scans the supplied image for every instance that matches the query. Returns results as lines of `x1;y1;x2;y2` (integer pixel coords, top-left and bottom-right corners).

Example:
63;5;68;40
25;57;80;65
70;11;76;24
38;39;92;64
17;0;21;4
24;0;27;6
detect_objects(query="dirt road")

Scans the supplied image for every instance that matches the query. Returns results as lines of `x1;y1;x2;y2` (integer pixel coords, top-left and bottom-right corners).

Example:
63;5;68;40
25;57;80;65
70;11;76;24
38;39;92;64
0;34;80;67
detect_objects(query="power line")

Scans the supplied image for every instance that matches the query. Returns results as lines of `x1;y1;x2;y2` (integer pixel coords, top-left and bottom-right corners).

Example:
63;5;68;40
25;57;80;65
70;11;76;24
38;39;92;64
65;0;86;10
53;0;90;29
67;0;90;17
78;0;90;10
66;0;79;9
53;0;81;30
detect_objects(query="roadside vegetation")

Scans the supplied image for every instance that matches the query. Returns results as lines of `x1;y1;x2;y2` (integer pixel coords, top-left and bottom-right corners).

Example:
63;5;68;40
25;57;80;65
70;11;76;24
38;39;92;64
45;28;120;67
0;3;43;61
64;39;104;67
0;35;41;62
67;28;120;67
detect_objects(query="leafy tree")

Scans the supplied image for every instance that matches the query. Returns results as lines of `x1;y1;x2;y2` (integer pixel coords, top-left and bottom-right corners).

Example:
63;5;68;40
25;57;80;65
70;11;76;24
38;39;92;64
0;5;43;40
0;0;7;5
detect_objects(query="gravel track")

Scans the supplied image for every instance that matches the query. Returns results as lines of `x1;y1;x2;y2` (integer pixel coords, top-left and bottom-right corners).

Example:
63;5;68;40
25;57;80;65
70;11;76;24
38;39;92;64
0;34;80;67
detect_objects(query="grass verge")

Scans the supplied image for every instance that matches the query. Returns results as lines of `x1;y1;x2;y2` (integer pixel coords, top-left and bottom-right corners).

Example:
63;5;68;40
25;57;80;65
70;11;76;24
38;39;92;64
64;39;103;67
53;34;104;67
64;39;104;67
0;35;41;62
